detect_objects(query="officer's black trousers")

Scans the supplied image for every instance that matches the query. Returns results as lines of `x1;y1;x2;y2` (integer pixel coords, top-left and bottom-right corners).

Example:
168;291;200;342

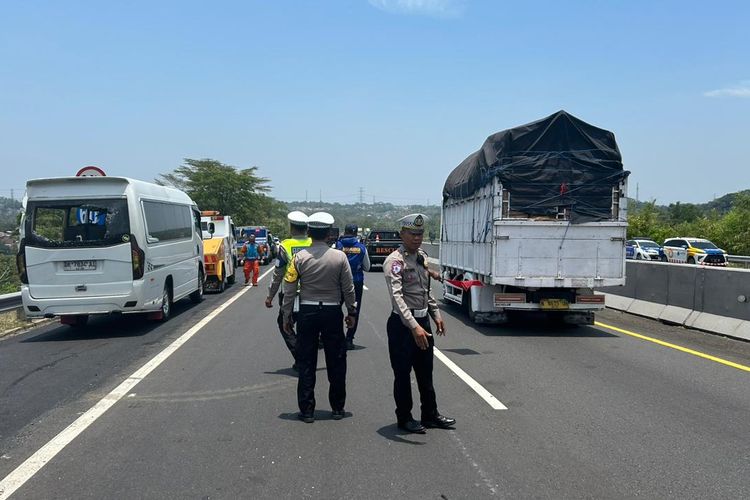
345;281;364;342
276;292;297;362
297;304;347;414
387;313;438;423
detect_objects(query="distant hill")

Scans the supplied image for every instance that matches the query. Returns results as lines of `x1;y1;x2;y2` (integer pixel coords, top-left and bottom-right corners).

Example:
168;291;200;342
628;189;750;217
284;201;441;238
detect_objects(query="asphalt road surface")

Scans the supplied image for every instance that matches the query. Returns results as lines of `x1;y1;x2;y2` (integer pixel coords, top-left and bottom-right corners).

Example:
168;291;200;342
1;262;749;499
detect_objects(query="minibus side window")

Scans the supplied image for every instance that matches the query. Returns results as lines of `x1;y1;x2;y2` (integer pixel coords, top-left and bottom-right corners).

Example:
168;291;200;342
143;201;192;243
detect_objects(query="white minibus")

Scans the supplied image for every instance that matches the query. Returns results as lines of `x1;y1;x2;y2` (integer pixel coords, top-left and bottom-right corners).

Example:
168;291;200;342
17;176;205;326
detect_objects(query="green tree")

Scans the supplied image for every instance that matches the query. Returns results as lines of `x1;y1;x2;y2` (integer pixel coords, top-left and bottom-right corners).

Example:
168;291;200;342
627;200;665;240
157;158;273;224
712;193;750;254
0;255;21;293
667;202;701;224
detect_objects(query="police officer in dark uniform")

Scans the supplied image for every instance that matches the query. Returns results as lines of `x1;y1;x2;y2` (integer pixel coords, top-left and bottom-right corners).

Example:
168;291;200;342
335;223;370;350
383;213;456;434
282;212;357;423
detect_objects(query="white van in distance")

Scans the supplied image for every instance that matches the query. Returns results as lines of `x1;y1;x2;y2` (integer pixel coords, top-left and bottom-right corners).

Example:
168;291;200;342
17;176;205;326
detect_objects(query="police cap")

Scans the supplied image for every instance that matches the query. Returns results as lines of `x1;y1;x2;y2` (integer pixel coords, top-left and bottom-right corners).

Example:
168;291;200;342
287;211;308;226
397;213;426;234
308;211;335;228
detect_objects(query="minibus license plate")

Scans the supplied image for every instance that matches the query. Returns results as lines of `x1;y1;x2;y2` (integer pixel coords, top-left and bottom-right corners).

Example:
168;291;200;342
540;298;568;310
64;260;97;271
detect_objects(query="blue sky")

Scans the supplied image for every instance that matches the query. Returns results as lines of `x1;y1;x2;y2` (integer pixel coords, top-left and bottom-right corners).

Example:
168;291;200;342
1;0;748;205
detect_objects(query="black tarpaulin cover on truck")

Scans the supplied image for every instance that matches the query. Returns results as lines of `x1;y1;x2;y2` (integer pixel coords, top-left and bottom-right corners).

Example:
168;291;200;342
443;110;629;222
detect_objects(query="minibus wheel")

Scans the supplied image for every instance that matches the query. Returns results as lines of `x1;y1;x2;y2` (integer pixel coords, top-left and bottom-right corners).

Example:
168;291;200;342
161;285;172;321
190;269;204;303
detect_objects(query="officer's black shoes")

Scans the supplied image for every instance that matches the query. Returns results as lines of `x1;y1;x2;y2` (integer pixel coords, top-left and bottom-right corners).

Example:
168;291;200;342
331;409;345;420
397;420;426;434
345;340;355;350
421;414;456;429
298;412;314;423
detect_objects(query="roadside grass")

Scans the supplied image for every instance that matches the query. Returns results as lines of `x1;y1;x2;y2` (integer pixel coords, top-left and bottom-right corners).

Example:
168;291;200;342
0;309;35;337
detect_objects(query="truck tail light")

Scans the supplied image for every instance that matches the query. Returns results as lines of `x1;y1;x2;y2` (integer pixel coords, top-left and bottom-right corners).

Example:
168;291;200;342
16;239;28;284
131;235;145;280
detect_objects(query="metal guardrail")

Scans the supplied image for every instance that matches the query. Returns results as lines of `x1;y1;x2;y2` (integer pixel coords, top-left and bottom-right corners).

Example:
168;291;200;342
0;291;22;313
728;255;750;265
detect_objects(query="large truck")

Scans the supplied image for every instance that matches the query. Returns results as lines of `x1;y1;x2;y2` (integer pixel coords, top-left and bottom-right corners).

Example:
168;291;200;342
200;211;237;292
440;111;629;325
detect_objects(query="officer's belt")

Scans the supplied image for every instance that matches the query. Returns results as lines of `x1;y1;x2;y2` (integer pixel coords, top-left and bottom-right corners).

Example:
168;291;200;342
396;307;428;318
300;300;340;307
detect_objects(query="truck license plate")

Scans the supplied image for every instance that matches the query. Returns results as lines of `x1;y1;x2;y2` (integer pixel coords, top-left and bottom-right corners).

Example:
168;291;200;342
540;298;568;310
64;260;97;271
376;247;395;254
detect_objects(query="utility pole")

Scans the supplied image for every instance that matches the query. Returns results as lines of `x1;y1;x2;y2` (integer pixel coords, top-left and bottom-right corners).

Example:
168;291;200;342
305;190;308;202
359;187;364;204
10;189;14;202
319;190;322;203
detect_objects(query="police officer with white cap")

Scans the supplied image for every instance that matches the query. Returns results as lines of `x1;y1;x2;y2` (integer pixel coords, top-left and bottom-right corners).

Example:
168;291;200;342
282;212;357;423
265;211;312;371
383;213;455;434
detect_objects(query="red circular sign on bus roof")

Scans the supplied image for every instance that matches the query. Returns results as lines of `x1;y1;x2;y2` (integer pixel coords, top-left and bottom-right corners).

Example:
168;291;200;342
76;166;106;177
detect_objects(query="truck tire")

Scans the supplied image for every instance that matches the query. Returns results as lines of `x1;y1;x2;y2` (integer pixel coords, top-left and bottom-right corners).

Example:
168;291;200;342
227;262;236;285
461;289;476;322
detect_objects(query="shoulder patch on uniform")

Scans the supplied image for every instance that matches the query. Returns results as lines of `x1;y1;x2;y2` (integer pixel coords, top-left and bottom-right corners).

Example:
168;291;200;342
391;261;403;274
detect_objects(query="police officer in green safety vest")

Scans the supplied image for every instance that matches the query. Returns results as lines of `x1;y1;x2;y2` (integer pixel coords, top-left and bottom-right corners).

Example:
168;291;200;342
265;211;312;372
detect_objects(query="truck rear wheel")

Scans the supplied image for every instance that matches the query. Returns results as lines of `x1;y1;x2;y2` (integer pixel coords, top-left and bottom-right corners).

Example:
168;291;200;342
461;289;476;322
227;263;236;285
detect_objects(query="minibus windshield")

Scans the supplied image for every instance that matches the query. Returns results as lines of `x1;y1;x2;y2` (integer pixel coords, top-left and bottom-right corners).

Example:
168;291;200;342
26;198;131;247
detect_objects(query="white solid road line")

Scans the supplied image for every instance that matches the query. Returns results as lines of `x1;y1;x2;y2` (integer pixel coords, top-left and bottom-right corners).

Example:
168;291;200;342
0;267;275;500
433;348;508;410
393;255;506;410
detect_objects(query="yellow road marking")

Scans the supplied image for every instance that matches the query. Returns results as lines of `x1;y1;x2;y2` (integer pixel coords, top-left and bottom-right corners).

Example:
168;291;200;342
594;321;750;373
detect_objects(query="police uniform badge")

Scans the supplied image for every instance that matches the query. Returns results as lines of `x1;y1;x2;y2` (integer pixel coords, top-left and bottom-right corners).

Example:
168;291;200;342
391;261;402;274
414;214;424;227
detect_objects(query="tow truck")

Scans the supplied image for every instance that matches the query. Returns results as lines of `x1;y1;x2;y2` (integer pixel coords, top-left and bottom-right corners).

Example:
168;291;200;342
200;211;238;292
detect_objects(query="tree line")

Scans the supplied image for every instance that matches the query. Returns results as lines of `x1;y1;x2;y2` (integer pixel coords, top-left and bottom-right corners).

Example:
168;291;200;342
627;192;750;255
1;161;749;294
